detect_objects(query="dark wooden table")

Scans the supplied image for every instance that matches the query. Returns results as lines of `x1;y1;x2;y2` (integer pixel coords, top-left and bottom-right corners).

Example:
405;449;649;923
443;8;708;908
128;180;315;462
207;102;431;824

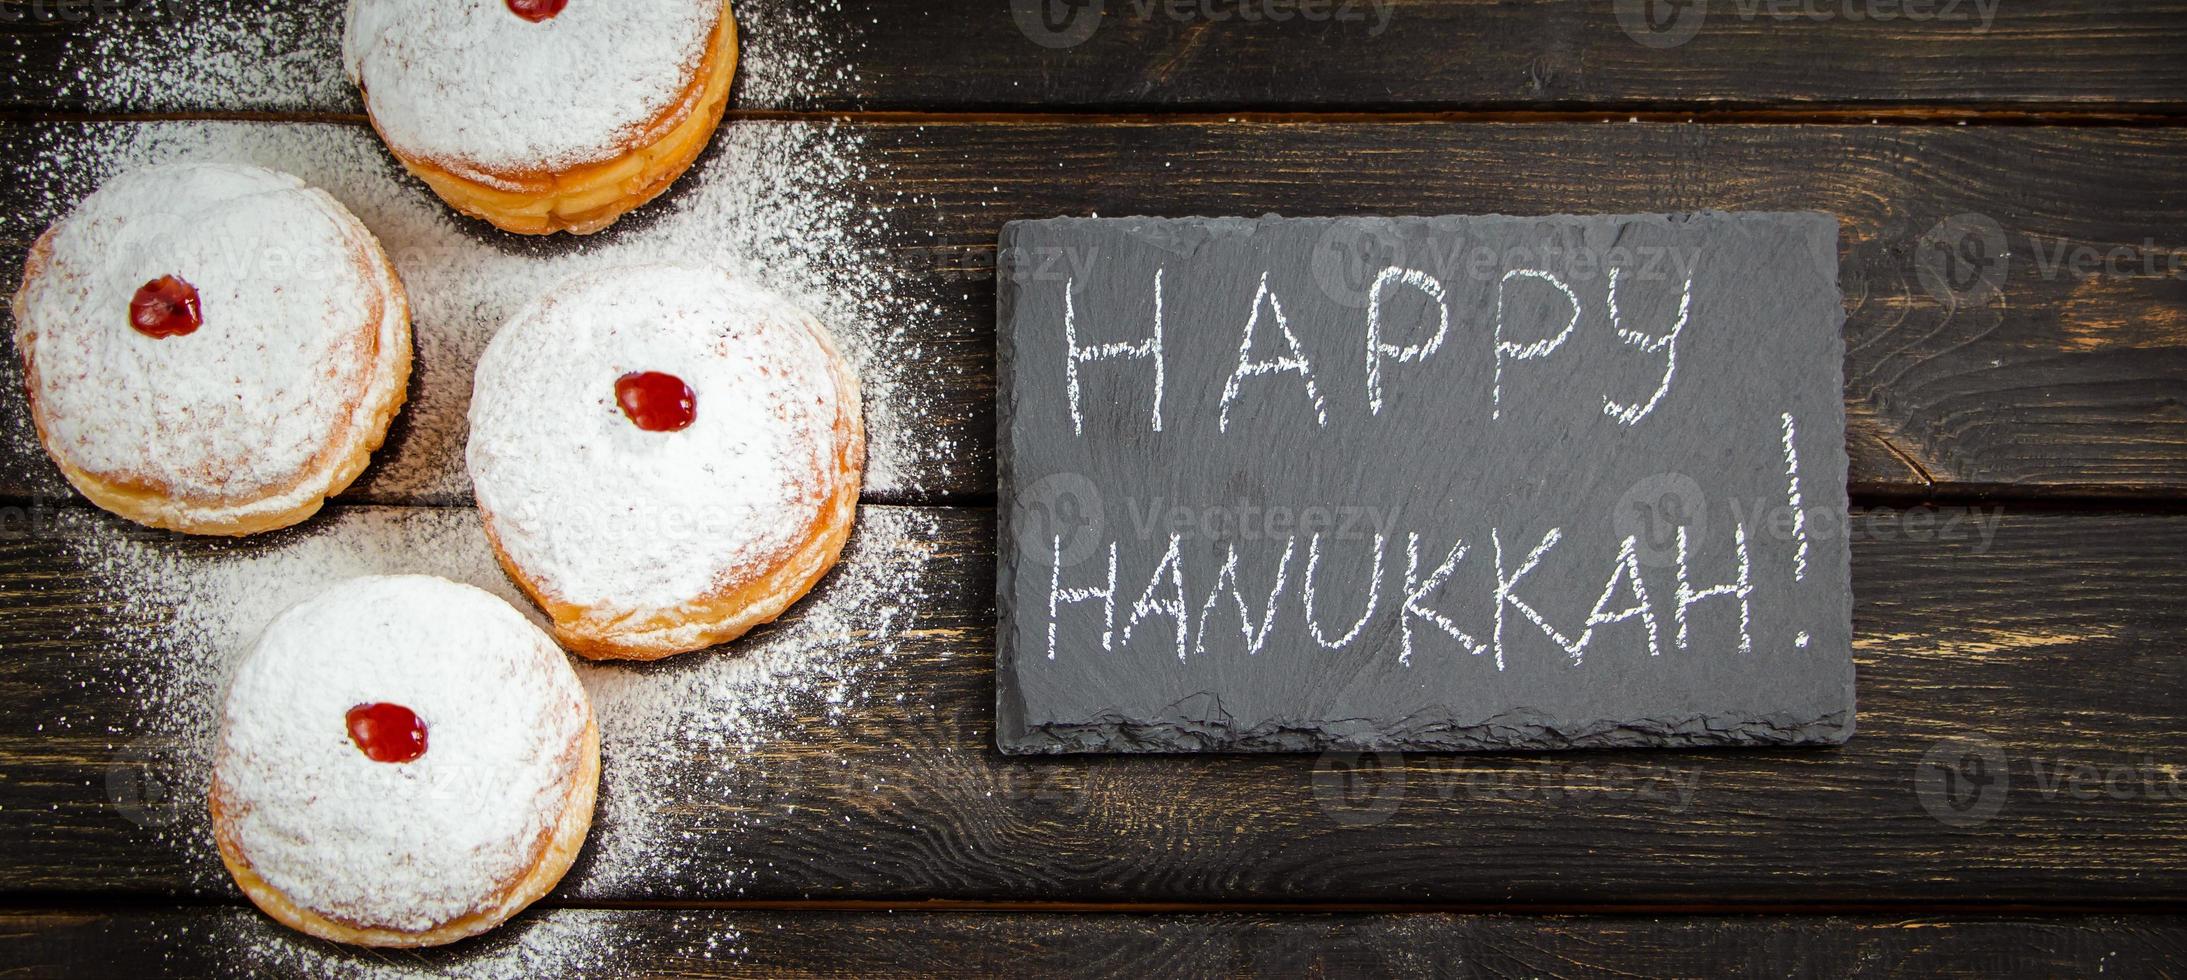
2;1;2186;976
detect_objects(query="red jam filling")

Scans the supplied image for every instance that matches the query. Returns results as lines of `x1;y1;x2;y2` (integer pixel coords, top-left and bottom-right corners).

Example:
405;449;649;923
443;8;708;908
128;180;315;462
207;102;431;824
345;702;428;764
128;276;202;339
615;371;697;432
506;0;568;22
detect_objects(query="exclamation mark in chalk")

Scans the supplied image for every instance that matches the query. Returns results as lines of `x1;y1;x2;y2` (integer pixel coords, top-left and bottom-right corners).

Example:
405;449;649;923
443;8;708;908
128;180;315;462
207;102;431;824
1781;410;1812;651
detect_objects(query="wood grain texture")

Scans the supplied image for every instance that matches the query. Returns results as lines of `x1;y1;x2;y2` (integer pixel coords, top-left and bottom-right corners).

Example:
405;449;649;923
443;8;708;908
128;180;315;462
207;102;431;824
0;0;2176;967
0;907;2182;978
0;503;2182;904
887;120;2187;499
2;120;2183;506
5;0;2187;114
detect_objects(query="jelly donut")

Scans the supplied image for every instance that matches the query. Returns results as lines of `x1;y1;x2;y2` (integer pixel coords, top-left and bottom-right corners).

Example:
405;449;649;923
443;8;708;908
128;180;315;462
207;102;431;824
467;265;864;660
11;162;411;537
210;575;598;948
343;0;739;235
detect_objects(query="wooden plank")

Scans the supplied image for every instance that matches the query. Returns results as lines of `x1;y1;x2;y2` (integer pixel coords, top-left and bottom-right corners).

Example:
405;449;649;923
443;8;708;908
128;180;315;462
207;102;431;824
6;1;2187;114
3;120;2182;504
0;504;2183;904
1;907;2182;978
885;120;2187;499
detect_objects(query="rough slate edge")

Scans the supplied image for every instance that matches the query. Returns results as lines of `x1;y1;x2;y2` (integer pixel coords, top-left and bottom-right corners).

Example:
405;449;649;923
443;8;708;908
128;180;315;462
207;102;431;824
994;212;1855;755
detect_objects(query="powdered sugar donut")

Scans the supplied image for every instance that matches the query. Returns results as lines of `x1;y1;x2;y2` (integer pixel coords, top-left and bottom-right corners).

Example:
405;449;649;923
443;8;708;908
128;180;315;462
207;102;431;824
11;162;411;537
343;0;738;235
210;575;598;948
467;264;863;660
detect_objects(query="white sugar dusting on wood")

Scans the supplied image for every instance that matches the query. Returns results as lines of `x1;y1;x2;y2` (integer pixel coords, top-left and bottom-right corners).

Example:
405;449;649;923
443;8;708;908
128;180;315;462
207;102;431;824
55;504;937;963
50;3;350;115
729;0;864;109
577;508;937;895
7;3;955;967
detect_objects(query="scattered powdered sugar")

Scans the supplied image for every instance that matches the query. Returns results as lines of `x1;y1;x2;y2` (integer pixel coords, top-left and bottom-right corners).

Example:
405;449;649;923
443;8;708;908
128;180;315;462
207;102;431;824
729;0;863;109
31;0;859;115
56;501;938;965
5;116;948;501
582;505;938;896
573;513;932;895
41;2;353;115
13;5;955;970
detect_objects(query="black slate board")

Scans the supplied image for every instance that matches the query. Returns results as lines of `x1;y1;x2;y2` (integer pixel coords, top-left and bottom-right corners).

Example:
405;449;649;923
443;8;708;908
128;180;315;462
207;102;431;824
996;213;1852;754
